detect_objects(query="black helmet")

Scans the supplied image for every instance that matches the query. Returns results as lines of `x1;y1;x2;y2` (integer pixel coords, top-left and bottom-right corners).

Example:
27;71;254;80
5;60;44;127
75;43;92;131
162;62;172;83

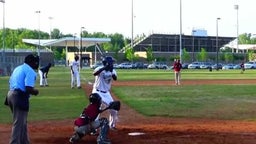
75;55;79;61
89;93;102;104
102;56;114;66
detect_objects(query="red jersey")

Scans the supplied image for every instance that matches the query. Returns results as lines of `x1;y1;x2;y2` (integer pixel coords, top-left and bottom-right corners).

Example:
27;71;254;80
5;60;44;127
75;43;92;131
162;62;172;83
173;62;182;72
74;103;101;126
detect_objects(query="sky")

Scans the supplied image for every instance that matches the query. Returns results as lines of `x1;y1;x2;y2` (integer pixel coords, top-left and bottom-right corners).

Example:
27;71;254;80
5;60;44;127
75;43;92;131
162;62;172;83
1;0;254;38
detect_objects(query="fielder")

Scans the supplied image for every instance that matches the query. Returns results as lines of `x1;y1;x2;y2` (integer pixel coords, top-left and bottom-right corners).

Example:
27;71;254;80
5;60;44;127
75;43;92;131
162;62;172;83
70;55;81;89
240;62;245;74
38;63;52;87
69;93;120;144
92;56;118;130
173;59;182;85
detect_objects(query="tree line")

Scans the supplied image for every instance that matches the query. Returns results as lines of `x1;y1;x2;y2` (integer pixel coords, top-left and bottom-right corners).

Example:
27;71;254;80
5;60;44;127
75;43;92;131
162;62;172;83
1;28;256;63
0;28;132;60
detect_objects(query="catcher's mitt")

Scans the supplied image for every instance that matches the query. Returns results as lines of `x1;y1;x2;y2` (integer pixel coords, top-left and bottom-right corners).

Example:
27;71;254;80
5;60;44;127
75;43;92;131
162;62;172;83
108;101;121;111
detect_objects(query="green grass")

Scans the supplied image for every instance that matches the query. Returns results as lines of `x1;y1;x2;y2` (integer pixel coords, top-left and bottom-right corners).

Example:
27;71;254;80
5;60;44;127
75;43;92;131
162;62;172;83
1;66;256;124
105;69;256;80
0;66;87;123
114;85;256;120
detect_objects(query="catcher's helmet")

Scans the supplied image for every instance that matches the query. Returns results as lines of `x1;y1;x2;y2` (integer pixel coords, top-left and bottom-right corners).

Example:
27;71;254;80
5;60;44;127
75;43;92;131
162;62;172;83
102;56;114;66
89;93;102;104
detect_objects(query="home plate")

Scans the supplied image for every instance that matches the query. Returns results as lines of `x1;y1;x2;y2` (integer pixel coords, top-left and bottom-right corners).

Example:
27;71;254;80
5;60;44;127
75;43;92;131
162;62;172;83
128;132;145;136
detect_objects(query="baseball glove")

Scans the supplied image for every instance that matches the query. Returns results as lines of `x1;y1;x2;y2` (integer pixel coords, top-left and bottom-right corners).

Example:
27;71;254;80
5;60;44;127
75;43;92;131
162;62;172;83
108;101;121;111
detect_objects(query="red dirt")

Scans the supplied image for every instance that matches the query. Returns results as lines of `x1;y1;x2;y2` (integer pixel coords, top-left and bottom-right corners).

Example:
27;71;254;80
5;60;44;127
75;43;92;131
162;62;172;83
1;79;256;144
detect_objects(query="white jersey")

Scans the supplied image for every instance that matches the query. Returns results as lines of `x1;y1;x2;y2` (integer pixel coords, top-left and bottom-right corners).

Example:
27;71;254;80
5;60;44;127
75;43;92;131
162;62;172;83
70;60;80;73
93;66;117;92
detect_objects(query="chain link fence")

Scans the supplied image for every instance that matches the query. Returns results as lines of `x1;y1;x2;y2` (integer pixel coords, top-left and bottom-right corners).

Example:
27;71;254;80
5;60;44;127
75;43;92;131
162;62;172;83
0;55;24;76
0;49;54;76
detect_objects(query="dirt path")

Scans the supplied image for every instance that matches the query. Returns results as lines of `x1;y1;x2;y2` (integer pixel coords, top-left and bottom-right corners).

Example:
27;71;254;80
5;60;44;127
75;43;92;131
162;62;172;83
1;79;256;144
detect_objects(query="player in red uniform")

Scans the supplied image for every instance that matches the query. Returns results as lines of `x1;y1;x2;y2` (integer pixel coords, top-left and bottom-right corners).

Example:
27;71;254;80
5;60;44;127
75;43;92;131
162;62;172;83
69;93;111;144
173;59;182;85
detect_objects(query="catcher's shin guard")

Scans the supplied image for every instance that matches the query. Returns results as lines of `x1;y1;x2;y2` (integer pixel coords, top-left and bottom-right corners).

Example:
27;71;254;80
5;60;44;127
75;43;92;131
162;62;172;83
69;132;84;143
97;118;111;144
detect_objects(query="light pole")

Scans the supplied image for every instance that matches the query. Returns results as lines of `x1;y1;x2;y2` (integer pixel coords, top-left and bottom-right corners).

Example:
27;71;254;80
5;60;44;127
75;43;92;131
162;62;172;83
192;30;196;62
48;16;53;50
179;0;183;63
131;0;134;50
234;5;239;53
35;10;41;57
216;18;221;71
73;33;76;56
48;16;53;39
0;0;5;65
80;27;85;68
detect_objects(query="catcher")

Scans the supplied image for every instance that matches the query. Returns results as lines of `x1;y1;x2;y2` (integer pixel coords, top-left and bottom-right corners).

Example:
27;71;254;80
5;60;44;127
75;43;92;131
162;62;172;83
69;93;120;144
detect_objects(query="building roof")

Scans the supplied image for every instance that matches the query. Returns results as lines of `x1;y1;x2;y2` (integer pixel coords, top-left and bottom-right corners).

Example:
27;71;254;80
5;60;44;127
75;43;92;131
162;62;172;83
224;38;256;50
22;37;111;47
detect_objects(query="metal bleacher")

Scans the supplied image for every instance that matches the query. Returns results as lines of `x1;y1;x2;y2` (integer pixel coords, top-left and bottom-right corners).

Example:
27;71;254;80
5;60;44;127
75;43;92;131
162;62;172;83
121;33;235;53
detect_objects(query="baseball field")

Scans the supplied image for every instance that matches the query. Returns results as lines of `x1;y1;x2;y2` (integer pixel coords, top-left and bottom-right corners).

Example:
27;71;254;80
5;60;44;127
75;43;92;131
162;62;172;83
1;67;256;144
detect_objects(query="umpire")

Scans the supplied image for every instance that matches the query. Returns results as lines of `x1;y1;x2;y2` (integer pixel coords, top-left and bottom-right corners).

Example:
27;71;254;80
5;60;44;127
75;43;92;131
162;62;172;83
5;54;39;144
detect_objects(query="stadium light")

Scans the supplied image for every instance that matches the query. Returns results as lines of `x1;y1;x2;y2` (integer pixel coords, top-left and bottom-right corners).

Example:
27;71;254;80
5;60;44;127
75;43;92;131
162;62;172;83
179;0;183;63
48;16;53;39
35;10;41;57
48;16;53;50
73;33;77;56
80;27;85;68
234;5;239;53
216;17;221;71
131;0;134;50
192;29;196;62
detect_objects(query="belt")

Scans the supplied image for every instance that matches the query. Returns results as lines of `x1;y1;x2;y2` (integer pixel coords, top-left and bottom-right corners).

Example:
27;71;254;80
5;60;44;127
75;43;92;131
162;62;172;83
96;89;107;93
12;88;25;93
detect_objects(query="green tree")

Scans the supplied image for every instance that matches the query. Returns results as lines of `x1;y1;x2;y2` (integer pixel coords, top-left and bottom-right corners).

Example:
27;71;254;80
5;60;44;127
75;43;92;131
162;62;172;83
0;28;129;62
61;48;66;60
107;33;125;52
224;52;234;63
51;28;62;39
197;48;208;61
239;33;251;44
248;50;254;61
182;48;190;63
146;46;154;62
125;47;135;62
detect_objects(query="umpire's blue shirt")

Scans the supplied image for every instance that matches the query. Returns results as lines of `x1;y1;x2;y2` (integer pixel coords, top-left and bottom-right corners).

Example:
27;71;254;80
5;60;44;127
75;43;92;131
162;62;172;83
9;63;37;92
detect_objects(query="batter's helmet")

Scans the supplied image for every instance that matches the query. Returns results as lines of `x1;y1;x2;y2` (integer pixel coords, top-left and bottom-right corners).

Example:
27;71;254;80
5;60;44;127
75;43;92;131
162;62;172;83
74;55;79;61
89;93;102;104
102;56;114;66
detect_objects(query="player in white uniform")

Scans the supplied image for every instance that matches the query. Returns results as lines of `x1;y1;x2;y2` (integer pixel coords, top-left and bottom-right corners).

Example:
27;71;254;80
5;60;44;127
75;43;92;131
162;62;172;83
92;56;118;130
38;63;52;87
70;55;81;89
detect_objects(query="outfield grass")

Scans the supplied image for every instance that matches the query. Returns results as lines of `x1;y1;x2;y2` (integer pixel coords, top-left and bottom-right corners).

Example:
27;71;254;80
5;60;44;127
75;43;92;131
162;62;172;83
1;66;256;123
105;68;256;80
114;85;256;120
